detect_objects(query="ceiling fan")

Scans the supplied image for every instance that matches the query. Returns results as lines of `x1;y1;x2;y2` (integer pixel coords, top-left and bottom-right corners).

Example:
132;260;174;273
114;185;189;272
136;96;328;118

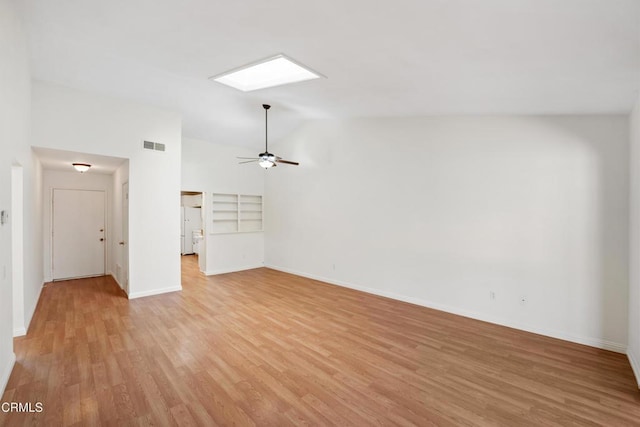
237;104;299;169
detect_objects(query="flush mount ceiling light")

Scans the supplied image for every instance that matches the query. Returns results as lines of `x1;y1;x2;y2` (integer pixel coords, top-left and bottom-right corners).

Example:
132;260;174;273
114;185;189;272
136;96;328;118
72;163;91;173
211;54;324;92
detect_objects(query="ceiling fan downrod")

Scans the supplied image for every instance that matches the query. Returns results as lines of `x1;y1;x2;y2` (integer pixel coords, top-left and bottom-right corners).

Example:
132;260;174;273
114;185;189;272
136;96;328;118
263;104;270;154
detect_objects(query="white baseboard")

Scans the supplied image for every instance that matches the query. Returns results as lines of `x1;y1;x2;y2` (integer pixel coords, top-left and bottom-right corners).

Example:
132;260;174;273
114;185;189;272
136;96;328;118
205;264;264;276
128;285;182;300
0;352;16;395
265;264;627;354
628;349;640;388
13;316;25;338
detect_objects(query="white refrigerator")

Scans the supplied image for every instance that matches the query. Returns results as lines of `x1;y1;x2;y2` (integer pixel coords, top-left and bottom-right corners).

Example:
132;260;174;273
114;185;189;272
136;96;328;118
181;207;202;255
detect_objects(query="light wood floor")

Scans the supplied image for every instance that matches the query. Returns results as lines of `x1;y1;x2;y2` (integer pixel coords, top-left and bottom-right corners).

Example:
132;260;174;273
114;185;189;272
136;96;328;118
2;255;640;426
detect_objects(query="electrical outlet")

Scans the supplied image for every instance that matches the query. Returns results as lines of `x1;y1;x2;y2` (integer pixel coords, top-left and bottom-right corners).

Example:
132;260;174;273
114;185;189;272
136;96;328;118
332;263;336;271
489;291;496;301
520;296;527;305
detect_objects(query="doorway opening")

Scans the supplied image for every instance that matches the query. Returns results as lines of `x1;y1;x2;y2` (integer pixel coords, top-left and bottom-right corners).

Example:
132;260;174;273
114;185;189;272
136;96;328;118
32;147;129;295
181;191;205;274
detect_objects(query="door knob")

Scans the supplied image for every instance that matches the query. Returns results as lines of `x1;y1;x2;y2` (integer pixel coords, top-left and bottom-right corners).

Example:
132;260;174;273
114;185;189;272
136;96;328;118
119;241;125;245
100;238;104;242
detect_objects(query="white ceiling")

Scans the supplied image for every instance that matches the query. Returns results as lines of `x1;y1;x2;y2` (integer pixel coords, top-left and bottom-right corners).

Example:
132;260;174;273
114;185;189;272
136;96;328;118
33;147;127;174
17;0;640;147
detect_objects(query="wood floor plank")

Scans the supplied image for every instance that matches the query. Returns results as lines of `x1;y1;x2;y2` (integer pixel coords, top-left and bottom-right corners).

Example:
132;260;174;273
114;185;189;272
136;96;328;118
1;255;640;426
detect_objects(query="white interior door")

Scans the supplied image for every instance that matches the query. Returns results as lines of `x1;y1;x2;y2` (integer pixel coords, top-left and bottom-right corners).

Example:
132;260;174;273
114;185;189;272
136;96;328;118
121;182;129;294
52;189;105;280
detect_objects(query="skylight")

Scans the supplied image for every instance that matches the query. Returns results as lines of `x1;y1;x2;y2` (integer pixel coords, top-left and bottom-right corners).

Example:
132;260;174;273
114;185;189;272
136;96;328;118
211;54;323;92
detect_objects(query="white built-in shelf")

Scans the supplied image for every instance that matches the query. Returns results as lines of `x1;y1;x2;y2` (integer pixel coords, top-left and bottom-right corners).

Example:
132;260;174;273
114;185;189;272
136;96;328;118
210;192;263;234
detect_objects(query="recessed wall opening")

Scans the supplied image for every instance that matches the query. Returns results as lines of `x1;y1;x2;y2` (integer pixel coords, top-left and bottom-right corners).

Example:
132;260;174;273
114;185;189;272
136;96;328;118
181;191;205;274
32;146;130;295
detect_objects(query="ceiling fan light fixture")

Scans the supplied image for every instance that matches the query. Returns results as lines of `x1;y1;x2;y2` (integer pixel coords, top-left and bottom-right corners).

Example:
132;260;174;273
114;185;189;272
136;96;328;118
211;54;324;92
259;153;276;168
259;158;275;169
72;163;91;173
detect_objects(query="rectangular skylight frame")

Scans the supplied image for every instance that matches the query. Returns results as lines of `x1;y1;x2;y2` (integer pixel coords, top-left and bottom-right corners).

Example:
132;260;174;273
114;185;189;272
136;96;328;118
210;54;325;92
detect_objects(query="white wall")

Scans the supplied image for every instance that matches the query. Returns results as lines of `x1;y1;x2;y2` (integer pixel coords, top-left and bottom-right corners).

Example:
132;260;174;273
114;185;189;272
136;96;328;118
628;96;640;385
41;169;114;282
265;115;629;352
182;137;265;275
0;0;41;392
32;82;182;299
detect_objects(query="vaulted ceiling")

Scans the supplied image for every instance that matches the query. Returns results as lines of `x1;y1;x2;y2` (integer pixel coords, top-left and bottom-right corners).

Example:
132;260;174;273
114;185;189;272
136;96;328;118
16;0;640;147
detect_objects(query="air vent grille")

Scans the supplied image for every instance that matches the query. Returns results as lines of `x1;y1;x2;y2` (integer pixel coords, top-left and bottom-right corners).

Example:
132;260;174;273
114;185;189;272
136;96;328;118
143;140;166;152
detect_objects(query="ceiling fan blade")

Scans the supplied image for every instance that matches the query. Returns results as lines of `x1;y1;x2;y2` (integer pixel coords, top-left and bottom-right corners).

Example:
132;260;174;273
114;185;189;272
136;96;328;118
276;159;299;166
237;157;258;159
238;160;259;164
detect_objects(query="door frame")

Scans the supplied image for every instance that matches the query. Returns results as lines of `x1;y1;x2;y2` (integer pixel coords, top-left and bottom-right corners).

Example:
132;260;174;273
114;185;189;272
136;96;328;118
11;164;25;336
121;181;129;295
